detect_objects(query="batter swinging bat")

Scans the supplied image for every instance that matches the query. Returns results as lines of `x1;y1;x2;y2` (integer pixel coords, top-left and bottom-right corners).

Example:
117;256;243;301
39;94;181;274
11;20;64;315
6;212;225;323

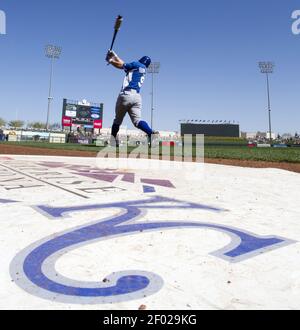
109;15;123;51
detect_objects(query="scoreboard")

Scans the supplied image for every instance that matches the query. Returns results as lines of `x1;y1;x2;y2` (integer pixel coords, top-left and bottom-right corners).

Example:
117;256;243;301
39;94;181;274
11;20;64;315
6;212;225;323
181;123;240;138
62;99;103;130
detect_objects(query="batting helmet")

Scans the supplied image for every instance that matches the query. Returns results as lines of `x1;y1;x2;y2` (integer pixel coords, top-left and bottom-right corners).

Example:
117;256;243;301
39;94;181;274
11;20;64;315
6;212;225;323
139;56;151;68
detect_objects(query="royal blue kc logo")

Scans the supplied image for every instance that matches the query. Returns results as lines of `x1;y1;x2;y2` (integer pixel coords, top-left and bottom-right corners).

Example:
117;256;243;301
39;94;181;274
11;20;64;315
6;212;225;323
9;196;295;304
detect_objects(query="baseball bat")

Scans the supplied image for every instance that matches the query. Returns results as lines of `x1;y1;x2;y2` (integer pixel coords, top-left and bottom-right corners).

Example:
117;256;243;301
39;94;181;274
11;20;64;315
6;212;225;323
109;15;123;51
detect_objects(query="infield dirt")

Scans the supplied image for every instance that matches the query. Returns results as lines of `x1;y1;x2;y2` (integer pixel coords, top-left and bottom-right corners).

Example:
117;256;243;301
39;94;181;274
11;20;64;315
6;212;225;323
1;143;300;174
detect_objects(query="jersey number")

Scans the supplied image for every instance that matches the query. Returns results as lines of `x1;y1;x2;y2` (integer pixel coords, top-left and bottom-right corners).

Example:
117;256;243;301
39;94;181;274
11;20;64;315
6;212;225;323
138;76;145;88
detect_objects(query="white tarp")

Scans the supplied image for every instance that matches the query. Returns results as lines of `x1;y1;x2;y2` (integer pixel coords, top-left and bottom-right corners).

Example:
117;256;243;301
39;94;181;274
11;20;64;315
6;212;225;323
0;155;299;310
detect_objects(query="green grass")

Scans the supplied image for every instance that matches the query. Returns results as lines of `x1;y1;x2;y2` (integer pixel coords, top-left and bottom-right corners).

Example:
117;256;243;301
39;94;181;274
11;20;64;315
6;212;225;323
204;146;300;163
204;136;248;146
1;141;300;163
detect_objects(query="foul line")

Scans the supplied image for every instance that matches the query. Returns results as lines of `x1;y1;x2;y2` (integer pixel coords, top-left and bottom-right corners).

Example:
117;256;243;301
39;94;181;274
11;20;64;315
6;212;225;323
0;163;89;199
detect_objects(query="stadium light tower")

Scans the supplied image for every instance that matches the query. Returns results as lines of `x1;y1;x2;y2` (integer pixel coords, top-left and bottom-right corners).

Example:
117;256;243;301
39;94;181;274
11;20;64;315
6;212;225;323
258;61;274;143
45;44;62;131
147;62;160;129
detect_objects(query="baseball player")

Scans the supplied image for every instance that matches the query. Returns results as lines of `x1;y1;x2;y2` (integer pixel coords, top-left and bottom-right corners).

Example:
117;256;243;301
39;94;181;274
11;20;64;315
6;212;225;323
105;50;159;146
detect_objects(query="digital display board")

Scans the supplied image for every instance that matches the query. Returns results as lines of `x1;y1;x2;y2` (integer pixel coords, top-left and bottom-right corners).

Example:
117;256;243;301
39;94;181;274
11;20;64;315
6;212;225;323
181;124;240;137
62;99;103;129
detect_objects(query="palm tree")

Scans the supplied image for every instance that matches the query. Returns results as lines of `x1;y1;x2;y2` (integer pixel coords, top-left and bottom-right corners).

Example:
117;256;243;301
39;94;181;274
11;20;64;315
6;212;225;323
29;122;46;130
8;120;24;129
0;118;6;128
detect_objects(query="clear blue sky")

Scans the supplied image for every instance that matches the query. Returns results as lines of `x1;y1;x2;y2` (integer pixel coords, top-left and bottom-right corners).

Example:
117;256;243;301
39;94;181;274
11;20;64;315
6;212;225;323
0;0;300;134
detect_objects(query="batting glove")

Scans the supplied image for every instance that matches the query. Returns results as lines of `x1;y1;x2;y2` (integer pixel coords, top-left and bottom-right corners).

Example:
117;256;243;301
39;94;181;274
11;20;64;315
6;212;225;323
106;50;118;63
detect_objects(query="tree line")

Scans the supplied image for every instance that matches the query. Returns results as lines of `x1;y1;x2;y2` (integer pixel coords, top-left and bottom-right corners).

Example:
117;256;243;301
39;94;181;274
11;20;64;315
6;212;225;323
0;118;61;130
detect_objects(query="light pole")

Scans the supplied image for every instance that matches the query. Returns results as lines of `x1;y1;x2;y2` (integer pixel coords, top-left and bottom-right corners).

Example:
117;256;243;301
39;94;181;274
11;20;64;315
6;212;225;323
147;62;160;129
45;44;62;131
258;61;274;143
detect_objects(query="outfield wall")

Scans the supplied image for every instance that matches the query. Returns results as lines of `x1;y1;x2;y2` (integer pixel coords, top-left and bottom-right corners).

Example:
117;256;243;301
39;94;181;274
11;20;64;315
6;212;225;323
2;130;66;143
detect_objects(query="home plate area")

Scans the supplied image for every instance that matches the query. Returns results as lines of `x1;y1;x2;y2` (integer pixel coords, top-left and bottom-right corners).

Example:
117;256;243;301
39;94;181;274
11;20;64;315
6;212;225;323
0;155;299;310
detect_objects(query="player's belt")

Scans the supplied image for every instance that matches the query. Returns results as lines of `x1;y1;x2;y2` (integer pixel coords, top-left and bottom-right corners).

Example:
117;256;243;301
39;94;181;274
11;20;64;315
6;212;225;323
123;88;139;94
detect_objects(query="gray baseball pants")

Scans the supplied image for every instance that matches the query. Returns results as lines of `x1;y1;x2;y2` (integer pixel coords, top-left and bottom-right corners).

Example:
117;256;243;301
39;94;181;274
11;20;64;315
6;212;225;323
113;90;142;127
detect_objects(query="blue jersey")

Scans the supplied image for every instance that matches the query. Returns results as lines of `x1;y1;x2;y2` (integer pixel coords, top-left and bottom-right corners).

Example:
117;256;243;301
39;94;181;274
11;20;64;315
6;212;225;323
121;61;146;93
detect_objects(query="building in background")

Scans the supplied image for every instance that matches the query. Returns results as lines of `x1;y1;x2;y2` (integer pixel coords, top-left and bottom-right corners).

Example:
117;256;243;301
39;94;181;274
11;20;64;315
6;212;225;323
241;131;276;140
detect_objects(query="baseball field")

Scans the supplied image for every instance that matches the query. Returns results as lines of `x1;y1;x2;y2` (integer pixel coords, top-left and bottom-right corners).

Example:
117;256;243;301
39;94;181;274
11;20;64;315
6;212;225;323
2;0;300;314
